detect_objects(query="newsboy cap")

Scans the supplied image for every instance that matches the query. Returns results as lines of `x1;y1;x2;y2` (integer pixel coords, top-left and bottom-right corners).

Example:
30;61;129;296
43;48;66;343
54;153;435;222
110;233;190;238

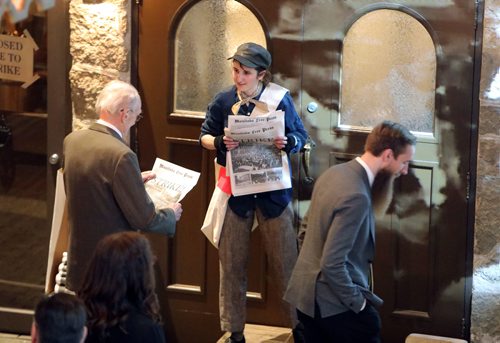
228;42;271;69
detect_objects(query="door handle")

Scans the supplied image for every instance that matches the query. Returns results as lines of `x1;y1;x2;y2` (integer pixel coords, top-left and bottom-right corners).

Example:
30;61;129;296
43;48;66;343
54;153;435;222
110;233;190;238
49;153;60;165
306;102;318;113
302;137;316;184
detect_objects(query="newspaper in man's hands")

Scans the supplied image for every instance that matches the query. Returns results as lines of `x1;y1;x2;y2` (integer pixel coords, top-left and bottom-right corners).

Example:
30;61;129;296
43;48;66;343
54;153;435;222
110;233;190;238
144;158;200;209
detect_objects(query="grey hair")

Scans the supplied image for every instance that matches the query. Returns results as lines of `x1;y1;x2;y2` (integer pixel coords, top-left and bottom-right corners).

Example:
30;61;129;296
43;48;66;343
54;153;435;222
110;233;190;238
95;80;141;116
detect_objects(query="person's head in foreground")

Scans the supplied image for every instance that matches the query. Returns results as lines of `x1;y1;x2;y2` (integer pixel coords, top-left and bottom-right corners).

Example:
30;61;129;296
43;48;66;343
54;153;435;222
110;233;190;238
31;292;87;343
78;231;160;338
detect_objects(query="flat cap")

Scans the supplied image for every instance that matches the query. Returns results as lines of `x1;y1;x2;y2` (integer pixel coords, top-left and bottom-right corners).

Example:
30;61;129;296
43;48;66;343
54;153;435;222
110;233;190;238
228;42;271;69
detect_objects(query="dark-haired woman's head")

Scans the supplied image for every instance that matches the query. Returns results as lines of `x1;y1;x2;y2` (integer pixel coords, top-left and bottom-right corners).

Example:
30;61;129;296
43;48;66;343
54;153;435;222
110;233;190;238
78;232;160;335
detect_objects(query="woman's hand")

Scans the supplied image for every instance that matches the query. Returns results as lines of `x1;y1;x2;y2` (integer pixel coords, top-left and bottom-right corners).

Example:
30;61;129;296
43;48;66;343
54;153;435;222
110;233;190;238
273;136;288;150
223;136;239;150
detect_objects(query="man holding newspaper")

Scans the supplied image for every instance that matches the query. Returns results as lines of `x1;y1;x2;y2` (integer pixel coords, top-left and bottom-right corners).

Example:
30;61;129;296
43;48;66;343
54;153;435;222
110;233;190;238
200;42;307;343
63;80;183;292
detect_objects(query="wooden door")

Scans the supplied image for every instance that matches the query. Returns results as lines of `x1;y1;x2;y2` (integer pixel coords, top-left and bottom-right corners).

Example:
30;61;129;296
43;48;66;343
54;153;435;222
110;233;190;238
137;1;479;342
299;1;479;342
136;1;304;342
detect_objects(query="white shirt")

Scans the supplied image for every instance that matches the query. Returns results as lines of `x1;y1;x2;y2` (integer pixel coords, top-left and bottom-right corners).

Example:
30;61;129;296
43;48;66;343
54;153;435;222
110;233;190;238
355;157;374;187
97;119;122;139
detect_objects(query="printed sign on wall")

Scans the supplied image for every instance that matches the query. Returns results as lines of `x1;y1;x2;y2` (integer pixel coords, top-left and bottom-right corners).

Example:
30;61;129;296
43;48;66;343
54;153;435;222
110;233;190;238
0;30;39;88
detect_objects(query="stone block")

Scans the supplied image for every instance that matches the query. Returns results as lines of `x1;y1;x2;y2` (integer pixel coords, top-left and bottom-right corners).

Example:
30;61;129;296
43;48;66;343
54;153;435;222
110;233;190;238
69;0;129;72
69;64;118;121
471;262;500;343
478;104;500;135
477;134;500;177
475;176;500;254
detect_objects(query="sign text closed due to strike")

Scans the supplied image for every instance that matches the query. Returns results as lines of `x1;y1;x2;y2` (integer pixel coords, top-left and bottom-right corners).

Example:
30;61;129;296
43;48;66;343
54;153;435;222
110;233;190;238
0;30;39;88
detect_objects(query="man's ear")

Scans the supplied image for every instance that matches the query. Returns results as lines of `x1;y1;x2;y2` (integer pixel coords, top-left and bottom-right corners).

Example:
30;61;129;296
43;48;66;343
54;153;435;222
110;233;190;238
381;148;393;163
31;321;38;343
119;108;127;123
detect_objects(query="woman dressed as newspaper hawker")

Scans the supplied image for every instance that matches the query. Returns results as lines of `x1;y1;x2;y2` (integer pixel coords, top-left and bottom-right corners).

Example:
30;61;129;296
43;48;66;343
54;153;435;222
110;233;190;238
199;42;308;343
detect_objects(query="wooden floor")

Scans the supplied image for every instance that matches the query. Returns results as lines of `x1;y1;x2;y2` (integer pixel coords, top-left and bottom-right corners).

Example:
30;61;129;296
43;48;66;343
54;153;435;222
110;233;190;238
217;324;293;343
1;324;293;343
0;333;30;343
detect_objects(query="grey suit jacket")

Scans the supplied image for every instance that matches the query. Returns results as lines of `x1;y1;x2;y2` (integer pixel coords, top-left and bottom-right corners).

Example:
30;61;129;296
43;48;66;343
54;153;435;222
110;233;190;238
63;123;176;291
284;159;383;318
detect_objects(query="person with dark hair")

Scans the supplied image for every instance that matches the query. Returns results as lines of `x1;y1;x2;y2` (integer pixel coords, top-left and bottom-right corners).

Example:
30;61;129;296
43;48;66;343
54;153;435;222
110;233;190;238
285;120;417;342
200;42;308;343
63;80;183;292
31;292;87;343
78;231;165;343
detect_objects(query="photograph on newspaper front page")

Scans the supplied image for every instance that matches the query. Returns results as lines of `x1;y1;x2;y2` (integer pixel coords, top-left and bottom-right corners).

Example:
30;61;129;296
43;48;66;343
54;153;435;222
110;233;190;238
227;111;291;196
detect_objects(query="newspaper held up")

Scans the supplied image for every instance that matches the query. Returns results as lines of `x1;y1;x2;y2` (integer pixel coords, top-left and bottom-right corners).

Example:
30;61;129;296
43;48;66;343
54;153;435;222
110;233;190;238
227;110;291;197
145;158;200;209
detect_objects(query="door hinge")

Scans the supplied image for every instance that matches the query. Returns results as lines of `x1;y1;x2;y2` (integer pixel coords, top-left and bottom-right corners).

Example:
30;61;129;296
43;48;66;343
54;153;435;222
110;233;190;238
466;171;471;200
474;0;481;30
461;317;466;338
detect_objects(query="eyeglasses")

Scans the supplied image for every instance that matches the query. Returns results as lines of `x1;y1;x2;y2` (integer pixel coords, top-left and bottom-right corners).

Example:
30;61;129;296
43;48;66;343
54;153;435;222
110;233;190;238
125;109;143;123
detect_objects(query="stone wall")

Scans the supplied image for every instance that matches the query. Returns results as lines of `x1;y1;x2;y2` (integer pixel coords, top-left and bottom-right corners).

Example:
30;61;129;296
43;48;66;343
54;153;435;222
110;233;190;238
68;0;130;130
471;1;500;342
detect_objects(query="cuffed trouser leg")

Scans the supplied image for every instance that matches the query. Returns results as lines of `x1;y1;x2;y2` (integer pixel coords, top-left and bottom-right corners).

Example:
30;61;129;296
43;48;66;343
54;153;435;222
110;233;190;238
257;204;299;328
219;207;253;333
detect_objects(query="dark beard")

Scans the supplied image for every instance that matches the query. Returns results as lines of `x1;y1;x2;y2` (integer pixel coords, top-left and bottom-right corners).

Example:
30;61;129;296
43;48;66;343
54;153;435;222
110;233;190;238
372;170;396;219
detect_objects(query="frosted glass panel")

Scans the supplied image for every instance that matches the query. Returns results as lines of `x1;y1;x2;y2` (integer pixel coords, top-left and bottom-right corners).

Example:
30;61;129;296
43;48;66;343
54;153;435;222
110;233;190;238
341;9;436;133
174;0;266;115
